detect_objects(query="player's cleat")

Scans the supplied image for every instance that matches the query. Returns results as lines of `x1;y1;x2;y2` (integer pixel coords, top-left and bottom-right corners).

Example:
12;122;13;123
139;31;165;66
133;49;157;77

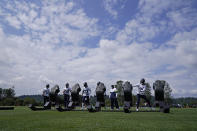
136;108;139;112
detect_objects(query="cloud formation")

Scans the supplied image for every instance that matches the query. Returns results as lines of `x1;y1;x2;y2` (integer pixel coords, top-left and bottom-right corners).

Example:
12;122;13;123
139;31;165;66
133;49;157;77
0;0;197;97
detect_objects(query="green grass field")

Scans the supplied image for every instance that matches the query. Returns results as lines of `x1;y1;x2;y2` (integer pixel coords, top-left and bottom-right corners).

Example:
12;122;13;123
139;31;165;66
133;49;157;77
0;107;197;131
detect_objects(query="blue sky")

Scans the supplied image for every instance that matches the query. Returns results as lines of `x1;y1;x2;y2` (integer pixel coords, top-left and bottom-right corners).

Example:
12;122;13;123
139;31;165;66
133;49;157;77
0;0;197;97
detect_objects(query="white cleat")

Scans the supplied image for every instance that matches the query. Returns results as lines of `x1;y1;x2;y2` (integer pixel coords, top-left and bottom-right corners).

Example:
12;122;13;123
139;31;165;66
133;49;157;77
136;108;139;112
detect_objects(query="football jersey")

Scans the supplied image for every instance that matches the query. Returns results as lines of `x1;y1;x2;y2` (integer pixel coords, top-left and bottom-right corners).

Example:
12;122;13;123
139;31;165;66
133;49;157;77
110;88;117;98
135;83;146;95
43;87;50;97
82;87;91;96
63;87;71;95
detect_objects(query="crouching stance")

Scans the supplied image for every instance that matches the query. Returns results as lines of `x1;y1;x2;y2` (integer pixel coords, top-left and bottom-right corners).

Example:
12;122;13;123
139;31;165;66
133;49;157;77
134;78;151;111
63;83;71;108
81;82;91;110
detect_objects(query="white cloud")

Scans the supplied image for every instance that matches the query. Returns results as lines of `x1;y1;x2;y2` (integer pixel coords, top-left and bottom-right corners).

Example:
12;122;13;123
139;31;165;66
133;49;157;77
5;15;21;29
116;19;161;43
0;1;100;45
0;25;89;95
103;0;118;19
167;7;197;31
116;0;197;43
103;0;129;19
0;0;197;97
167;28;197;68
1;23;197;96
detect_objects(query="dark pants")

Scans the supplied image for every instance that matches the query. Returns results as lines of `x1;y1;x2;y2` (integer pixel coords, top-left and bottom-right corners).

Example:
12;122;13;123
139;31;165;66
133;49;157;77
96;93;105;102
124;92;132;101
155;89;164;101
71;93;79;102
82;96;90;105
96;93;105;106
64;94;70;108
44;96;49;105
124;92;132;106
136;94;151;108
50;94;58;105
111;98;119;109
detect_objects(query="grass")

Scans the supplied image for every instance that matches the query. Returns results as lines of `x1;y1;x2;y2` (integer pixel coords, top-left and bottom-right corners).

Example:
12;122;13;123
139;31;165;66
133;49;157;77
0;107;197;131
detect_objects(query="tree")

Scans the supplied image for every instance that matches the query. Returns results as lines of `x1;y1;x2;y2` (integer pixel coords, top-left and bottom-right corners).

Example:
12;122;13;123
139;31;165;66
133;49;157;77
145;82;152;101
115;80;124;106
2;98;15;106
0;88;2;100
116;80;124;95
3;87;15;98
0;87;16;106
105;96;111;107
23;97;37;105
164;82;173;104
132;95;137;106
15;98;24;106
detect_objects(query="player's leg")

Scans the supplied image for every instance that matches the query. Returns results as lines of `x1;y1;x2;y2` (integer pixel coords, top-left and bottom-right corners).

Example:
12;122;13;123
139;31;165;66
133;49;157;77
81;96;85;110
115;98;119;110
136;94;141;111
111;98;114;110
142;95;151;107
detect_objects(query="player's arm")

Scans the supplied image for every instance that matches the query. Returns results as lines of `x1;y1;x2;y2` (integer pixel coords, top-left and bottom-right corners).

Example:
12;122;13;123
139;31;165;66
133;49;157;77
81;88;84;95
42;89;45;96
62;88;65;94
114;88;118;93
109;88;113;93
89;88;91;95
109;89;112;98
133;84;139;88
141;86;146;92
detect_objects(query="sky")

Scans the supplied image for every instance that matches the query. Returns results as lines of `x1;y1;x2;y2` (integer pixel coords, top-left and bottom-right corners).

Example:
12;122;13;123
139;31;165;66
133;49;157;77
0;0;197;97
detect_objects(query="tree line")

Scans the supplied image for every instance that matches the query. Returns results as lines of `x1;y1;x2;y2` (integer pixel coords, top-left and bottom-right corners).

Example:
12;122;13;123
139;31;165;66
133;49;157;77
0;87;42;106
1;81;196;107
